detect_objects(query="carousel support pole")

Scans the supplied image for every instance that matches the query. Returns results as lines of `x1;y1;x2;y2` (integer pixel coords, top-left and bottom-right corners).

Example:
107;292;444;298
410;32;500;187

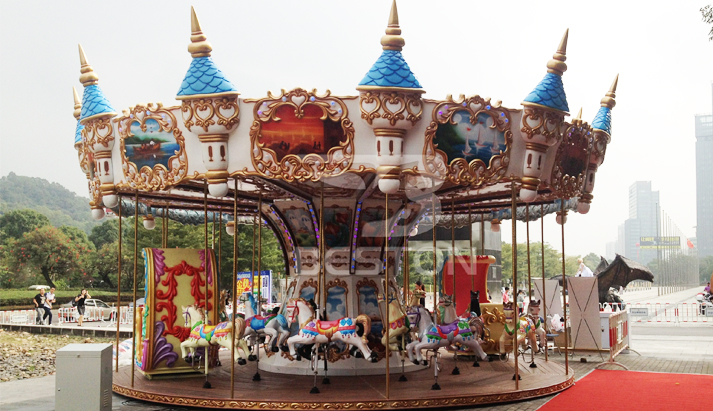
218;211;222;288
131;191;138;388
319;182;325;319
432;194;438;324
526;205;532;301
561;200;569;375
400;220;409;383
231;179;239;398
469;206;474;293
203;183;212;388
163;205;168;248
541;204;548;362
511;181;520;386
115;198;122;372
253;191;262;382
525;205;537;368
450;197;459;376
384;192;390;398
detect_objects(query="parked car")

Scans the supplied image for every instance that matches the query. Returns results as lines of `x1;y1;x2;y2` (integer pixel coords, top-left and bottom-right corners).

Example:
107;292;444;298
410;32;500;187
60;298;115;321
28;285;51;290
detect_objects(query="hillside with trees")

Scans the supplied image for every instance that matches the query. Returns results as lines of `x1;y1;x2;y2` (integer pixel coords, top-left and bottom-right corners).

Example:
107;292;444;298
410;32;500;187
0;173;98;234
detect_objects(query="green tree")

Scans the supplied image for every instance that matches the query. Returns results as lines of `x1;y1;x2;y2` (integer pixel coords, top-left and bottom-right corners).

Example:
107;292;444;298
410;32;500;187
702;5;713;41
88;242;131;289
583;252;601;272
501;241;580;290
5;226;89;288
699;255;713;285
89;219;119;250
0;209;50;241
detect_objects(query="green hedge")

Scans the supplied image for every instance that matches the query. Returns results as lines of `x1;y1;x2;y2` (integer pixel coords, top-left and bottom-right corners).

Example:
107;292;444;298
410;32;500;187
0;289;144;308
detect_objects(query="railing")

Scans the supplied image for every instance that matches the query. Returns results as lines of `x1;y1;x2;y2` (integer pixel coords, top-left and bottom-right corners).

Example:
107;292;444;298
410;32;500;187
625;302;712;323
0;310;38;325
596;309;629;370
104;306;133;327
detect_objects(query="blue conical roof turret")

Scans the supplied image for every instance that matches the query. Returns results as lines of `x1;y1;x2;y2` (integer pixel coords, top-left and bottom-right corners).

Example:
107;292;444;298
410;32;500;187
523;30;569;113
77;45;116;124
176;7;238;99
72;87;84;145
592;75;618;136
357;1;423;91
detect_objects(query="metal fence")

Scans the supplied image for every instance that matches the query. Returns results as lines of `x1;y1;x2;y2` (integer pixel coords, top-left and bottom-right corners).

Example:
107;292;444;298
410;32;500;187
602;302;713;323
0;309;38;325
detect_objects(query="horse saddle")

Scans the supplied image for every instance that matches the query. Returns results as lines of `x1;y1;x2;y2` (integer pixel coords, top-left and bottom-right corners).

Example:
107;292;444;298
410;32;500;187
198;324;216;342
249;314;276;331
304;318;354;341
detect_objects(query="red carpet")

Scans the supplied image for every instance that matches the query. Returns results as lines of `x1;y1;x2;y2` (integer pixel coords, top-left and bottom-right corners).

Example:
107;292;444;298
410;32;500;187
539;369;713;411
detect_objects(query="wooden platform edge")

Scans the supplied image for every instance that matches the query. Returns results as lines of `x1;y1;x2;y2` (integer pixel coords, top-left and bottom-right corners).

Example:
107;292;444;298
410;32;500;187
113;373;575;410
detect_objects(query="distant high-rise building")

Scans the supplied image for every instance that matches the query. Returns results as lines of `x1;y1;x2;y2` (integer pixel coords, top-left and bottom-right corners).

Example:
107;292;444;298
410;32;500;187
695;83;713;257
622;181;659;265
605;241;616;261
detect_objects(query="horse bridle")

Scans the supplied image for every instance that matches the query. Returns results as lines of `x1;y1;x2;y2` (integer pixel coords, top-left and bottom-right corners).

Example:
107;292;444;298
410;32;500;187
407;308;422;326
183;307;192;328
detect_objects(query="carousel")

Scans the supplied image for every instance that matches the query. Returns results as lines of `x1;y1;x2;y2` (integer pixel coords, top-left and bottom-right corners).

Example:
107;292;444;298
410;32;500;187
72;1;618;409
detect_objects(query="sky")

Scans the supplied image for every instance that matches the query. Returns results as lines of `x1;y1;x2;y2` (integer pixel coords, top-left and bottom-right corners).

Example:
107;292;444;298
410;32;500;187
0;0;712;258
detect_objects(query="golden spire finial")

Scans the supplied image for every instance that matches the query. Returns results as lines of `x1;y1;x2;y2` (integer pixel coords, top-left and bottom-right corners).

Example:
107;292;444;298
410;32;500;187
78;44;99;87
546;29;568;76
600;74;618;108
572;107;583;126
380;0;405;51
73;87;82;120
188;6;212;58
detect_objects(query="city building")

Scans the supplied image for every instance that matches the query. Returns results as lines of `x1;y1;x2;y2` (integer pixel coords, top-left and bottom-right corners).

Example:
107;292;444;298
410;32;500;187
617;181;660;265
695;83;713;257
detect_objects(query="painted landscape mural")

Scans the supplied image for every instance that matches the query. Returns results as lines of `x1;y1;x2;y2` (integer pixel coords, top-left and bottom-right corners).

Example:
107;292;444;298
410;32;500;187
434;111;506;165
125;118;180;170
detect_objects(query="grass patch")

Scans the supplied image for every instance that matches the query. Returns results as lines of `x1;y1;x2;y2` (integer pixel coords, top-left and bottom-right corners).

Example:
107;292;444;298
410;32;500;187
0;289;144;308
0;289;118;300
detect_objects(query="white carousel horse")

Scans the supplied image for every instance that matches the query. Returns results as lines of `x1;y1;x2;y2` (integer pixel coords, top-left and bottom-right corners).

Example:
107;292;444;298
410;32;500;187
180;304;249;365
284;298;377;362
241;292;290;358
405;305;488;366
527;299;547;353
499;302;538;363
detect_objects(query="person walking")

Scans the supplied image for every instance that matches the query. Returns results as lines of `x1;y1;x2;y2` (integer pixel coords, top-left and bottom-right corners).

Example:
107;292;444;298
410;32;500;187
517;290;526;315
33;288;50;325
44;287;56;325
414;280;426;306
75;289;91;326
502;286;511;304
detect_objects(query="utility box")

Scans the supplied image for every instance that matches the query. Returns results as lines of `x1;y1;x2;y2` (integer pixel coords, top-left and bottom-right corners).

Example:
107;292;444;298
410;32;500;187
56;343;113;411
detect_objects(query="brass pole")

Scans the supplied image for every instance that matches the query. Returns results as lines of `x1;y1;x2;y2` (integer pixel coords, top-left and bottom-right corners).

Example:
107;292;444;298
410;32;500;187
526;205;532;301
560;200;569;375
403;202;410;305
511;182;519;389
219;211;223;287
384;192;390;399
469;205;474;293
481;212;486;299
251;205;257;303
451;197;456;313
541;204;548;362
432;194;438;323
257;192;263;314
231;180;238;398
319;183;325;314
163;205;168;248
131;191;138;388
203;183;210;380
115;198;122;372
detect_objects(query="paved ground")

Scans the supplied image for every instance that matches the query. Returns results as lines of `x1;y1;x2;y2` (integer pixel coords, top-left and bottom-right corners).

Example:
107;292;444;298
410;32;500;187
2;286;711;410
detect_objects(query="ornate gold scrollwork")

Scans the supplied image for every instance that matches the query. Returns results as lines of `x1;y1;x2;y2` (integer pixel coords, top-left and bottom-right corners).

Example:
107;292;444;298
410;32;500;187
520;107;563;143
359;90;423;126
83;117;115;148
423;95;513;186
550;122;592;199
180;96;240;133
115;103;188;191
244;88;355;182
482;307;506;325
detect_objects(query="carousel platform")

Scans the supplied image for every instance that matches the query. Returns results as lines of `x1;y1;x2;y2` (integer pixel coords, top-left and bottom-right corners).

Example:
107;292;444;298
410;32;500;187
112;351;574;410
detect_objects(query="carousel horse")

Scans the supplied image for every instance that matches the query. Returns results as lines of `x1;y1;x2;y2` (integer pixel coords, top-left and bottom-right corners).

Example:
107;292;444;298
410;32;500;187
284;298;377;362
405;305;488;367
499;302;538;364
526;299;546;353
379;280;411;352
180;304;249;366
241;292;290;358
